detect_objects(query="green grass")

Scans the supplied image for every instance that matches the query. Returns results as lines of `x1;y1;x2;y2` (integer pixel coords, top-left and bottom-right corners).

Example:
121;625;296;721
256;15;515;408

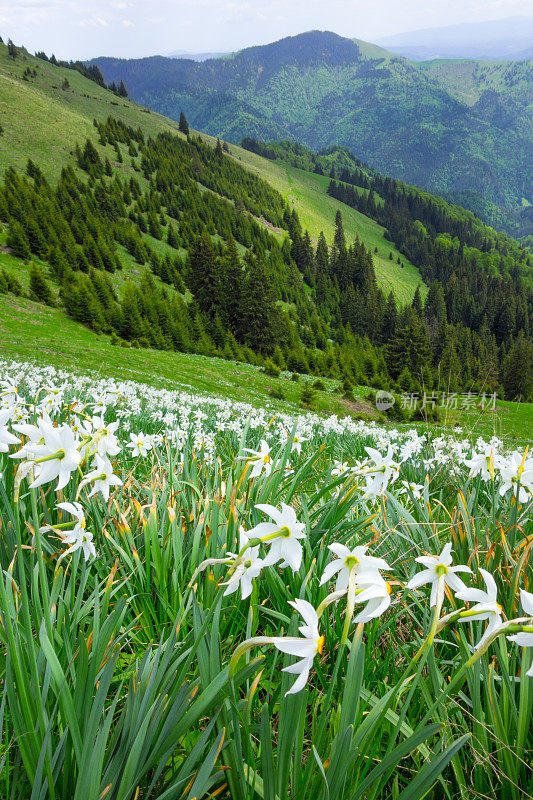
1;292;531;445
228;145;425;304
0;292;379;418
0;47;185;182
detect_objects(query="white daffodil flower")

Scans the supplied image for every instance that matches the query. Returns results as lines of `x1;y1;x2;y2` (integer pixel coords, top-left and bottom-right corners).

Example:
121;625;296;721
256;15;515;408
464;446;497;481
0;377;19;407
273;599;324;695
92;418;121;458
290;435;306;454
399;480;424;500
407;542;471;607
0;408;20;452
242;439;272;478
319;543;390;592
456;568;503;648
363;445;400;499
498;451;533;503
507;589;533;676
223;529;263;600
331;460;350;477
127;432;152;457
250;502;306;572
44;501;96;563
353;577;392;623
61;525;96;562
28;421;81;491
79;454;122;502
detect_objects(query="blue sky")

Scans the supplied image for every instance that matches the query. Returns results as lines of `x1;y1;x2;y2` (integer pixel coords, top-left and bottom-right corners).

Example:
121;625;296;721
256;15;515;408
2;0;531;59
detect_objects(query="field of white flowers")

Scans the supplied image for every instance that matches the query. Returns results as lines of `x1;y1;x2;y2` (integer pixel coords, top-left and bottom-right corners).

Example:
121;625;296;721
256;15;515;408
0;356;532;800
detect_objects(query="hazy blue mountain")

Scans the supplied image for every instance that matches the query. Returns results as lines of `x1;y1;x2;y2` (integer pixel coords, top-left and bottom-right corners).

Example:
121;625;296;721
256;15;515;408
377;17;533;61
166;50;230;61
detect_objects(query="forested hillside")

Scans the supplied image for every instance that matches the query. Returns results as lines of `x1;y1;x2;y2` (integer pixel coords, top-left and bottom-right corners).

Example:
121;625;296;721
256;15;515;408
91;31;533;235
0;40;532;405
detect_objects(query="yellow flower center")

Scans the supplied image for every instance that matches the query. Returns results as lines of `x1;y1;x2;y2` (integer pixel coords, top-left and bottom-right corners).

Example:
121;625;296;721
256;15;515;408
263;454;270;464
280;526;291;538
317;635;325;655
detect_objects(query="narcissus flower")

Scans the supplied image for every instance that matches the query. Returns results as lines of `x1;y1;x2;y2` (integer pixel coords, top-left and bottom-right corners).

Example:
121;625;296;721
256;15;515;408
44;501;96;563
407;543;471;607
498;451;533;503
353;578;392;623
242;439;272;478
251;502;306;572
223;529;263;599
507;589;533;676
29;421;81;491
273;599;324;695
0;409;20;452
363;446;400;498
464;446;497;481
92;417;121;458
319;543;390;593
456;568;503;648
127;432;152;457
290;435;307;454
79;454;122;501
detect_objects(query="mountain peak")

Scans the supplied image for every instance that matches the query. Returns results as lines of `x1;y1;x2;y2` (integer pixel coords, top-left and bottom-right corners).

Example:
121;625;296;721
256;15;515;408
230;30;360;67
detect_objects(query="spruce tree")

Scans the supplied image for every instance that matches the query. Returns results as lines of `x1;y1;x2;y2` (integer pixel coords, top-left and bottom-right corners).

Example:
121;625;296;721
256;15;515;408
502;334;533;401
179;111;189;136
385;309;432;383
7;221;31;261
187;233;222;318
29;265;55;306
239;251;280;353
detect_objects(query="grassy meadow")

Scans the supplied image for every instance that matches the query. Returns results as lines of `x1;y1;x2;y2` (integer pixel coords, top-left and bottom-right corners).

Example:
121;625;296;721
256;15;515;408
0;358;532;799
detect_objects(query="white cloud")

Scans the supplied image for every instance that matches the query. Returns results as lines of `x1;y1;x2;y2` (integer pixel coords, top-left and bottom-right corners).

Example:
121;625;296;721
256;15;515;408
3;0;531;60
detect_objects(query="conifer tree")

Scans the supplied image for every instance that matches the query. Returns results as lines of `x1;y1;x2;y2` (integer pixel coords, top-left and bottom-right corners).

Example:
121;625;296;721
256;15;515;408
219;235;243;329
187;233;222;318
502;333;533;400
7;221;31;261
386;309;431;384
29;265;55;306
239;251;280;353
179;111;189;136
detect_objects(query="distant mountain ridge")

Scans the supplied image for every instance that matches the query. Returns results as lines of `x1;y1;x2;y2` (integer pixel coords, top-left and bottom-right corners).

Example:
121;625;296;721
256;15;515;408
377;17;533;61
91;30;532;234
166;50;230;61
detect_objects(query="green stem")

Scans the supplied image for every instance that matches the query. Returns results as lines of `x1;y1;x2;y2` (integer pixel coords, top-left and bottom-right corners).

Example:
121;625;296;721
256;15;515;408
30;489;52;638
341;568;357;644
413;572;446;664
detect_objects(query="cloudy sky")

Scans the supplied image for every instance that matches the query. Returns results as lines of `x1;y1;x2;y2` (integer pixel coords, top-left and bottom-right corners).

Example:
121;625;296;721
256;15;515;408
2;0;531;60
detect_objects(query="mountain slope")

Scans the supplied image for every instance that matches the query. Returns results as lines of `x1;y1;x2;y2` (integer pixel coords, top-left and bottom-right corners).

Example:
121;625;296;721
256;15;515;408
0;44;423;302
1;42;532;411
91;30;532;233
